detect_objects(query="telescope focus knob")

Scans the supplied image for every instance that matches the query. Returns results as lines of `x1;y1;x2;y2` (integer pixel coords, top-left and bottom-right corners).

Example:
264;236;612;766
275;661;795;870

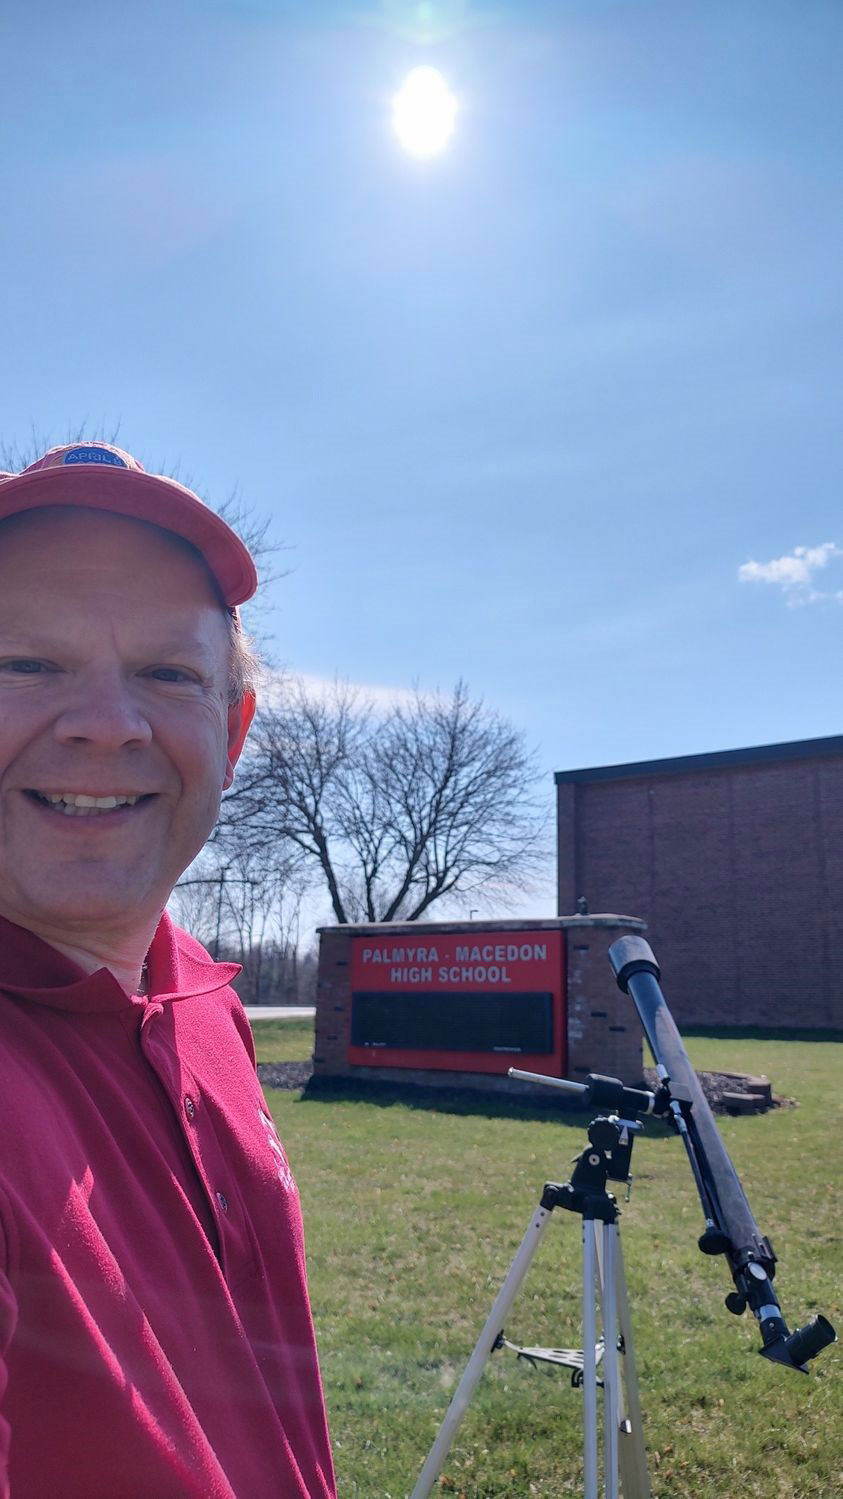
699;1226;730;1256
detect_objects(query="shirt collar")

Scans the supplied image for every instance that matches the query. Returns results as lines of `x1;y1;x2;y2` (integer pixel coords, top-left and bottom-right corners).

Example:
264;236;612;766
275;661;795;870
0;909;241;1013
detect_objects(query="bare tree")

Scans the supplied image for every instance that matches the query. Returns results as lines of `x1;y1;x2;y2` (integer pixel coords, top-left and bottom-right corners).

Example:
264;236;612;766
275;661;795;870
220;678;546;924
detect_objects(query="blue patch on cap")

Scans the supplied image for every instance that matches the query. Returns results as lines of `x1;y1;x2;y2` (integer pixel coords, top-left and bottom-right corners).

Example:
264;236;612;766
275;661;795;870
63;446;128;468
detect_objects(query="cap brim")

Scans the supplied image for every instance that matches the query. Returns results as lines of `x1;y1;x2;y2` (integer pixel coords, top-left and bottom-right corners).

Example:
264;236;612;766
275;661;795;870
0;466;258;607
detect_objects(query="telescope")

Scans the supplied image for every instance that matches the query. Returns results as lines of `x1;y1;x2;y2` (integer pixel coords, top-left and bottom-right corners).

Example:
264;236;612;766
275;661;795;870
608;935;835;1372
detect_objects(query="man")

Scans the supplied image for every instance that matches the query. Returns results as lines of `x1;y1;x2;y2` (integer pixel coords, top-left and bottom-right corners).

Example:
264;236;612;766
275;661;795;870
0;443;336;1498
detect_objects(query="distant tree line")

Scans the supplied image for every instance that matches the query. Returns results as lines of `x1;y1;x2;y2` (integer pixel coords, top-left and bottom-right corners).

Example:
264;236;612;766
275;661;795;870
168;856;317;1006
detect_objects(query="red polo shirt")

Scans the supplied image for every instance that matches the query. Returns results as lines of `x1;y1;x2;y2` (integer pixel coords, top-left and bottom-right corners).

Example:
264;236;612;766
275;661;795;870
0;911;336;1499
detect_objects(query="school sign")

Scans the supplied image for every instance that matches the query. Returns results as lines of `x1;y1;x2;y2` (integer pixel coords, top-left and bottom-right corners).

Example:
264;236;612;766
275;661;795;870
312;915;647;1095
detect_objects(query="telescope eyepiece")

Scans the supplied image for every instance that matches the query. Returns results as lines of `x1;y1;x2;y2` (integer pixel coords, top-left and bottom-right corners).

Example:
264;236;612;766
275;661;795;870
784;1315;836;1368
760;1313;836;1371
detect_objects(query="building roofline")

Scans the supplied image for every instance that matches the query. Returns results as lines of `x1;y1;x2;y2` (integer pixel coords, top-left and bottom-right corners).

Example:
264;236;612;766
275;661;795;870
554;733;843;785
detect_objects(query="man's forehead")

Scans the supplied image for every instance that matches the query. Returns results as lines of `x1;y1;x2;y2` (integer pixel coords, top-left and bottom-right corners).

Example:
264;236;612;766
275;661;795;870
0;504;227;604
1;501;183;544
0;502;215;572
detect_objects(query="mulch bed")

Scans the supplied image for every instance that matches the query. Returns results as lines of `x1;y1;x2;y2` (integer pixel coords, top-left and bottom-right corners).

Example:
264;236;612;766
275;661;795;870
259;1061;790;1114
643;1067;789;1113
259;1061;315;1092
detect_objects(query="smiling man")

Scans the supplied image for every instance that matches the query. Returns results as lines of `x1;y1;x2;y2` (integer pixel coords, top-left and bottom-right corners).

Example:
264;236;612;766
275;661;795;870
0;443;336;1499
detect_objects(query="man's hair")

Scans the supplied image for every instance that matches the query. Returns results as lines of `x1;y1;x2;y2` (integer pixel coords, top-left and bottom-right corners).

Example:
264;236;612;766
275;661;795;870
226;612;261;705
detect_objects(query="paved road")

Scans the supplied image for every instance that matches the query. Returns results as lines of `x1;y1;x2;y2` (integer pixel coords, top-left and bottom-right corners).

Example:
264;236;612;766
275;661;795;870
244;1006;315;1021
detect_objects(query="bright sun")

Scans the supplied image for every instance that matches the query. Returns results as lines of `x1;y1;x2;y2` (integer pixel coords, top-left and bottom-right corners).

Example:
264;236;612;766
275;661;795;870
393;67;458;158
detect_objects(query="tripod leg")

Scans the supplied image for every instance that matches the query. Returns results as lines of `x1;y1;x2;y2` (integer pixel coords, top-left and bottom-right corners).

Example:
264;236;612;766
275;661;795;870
582;1219;599;1499
602;1223;620;1499
612;1229;651;1499
410;1201;555;1499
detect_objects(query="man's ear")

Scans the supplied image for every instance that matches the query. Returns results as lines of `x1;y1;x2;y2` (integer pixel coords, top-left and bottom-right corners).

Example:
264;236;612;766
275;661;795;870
223;690;257;790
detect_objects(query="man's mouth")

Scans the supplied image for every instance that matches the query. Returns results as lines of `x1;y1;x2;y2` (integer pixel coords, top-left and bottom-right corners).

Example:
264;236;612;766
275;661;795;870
24;790;154;818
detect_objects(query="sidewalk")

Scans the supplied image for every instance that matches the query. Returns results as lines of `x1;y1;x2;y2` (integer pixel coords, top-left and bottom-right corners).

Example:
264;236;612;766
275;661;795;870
244;1006;316;1020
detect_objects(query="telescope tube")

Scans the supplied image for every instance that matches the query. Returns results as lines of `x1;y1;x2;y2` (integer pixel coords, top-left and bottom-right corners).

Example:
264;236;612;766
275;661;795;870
608;936;835;1372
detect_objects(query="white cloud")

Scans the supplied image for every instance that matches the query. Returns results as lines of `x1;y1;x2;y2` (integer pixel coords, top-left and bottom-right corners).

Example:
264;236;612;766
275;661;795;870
256;666;420;713
299;672;420;711
738;541;843;605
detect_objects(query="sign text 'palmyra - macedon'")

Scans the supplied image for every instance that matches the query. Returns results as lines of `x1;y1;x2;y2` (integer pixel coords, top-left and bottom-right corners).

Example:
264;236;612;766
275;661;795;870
358;941;550;987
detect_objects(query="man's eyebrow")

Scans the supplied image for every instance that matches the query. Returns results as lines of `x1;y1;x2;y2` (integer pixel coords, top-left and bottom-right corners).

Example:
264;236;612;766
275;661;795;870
0;629;71;653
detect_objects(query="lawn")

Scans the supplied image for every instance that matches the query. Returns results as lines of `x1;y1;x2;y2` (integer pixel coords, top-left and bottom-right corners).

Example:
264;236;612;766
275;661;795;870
252;1020;841;1498
250;1016;315;1064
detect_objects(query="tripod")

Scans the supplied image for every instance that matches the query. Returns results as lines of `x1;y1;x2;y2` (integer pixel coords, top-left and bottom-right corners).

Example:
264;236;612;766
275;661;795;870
411;1076;652;1499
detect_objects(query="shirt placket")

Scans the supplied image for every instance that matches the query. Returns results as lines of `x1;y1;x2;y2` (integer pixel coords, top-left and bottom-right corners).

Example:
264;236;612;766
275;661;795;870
138;1001;254;1287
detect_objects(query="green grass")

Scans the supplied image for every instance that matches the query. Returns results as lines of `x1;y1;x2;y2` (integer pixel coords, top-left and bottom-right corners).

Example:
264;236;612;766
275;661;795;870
259;1034;842;1498
250;1017;315;1064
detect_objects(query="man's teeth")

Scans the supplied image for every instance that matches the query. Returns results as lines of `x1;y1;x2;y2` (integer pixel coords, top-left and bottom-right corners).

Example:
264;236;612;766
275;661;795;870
34;792;142;817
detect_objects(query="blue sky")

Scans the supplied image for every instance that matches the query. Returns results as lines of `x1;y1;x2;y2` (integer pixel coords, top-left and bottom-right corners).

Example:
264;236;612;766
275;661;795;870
2;1;842;916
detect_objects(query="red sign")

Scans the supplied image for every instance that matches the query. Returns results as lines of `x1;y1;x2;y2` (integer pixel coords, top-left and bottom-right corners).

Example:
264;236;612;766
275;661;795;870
347;928;566;1076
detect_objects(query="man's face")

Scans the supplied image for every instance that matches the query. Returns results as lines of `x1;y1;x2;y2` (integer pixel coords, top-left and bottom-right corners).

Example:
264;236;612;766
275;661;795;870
0;506;255;943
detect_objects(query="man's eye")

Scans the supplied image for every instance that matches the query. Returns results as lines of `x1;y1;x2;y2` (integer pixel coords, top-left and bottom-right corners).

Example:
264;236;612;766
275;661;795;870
147;667;198;683
1;659;49;674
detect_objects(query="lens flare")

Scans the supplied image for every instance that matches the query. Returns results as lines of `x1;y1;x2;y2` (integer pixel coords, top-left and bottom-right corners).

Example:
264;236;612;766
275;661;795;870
392;67;458;157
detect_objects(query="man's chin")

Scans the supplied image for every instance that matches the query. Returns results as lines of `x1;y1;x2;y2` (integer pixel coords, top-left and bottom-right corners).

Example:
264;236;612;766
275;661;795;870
1;873;168;935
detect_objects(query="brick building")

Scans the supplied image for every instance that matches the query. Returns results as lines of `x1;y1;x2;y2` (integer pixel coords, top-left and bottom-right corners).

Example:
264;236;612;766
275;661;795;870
556;734;843;1029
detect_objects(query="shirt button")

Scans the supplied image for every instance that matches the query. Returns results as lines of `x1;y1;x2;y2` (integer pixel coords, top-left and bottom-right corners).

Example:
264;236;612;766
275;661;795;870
184;1095;196;1120
216;1191;229;1214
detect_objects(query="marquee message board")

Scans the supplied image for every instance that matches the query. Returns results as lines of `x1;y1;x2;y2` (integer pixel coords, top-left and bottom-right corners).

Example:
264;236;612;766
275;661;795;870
347;928;566;1076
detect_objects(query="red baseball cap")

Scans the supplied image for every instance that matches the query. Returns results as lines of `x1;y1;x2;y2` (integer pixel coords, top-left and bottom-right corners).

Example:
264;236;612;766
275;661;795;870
0;441;258;608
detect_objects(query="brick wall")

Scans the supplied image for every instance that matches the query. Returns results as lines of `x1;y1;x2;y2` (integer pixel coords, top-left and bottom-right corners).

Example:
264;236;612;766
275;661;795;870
311;926;351;1077
314;915;647;1093
556;742;843;1028
564;919;645;1083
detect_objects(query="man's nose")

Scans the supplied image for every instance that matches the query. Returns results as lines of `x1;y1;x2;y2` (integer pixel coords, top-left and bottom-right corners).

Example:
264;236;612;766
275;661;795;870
53;669;154;748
